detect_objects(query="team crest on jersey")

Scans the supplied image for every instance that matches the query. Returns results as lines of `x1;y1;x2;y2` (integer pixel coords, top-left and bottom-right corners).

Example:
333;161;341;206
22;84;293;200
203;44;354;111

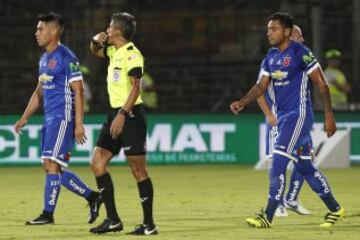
283;55;291;67
48;58;57;69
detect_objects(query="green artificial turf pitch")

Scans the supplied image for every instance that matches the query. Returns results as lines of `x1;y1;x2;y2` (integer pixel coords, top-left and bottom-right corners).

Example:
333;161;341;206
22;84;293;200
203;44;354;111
0;165;359;240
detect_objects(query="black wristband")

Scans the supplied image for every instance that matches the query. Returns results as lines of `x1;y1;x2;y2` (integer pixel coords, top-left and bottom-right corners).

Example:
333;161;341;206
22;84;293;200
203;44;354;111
118;108;129;117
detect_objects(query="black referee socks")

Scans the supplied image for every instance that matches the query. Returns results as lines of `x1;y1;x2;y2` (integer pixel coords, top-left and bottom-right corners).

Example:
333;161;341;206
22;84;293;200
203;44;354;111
137;178;154;226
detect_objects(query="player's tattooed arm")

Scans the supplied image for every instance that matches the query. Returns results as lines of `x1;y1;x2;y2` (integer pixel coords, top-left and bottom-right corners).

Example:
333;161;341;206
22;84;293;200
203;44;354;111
242;83;266;105
309;67;337;137
230;76;270;114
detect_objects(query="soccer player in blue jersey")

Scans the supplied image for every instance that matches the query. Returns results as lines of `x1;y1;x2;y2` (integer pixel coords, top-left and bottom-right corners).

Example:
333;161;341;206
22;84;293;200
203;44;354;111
257;25;311;217
14;12;102;225
231;12;345;228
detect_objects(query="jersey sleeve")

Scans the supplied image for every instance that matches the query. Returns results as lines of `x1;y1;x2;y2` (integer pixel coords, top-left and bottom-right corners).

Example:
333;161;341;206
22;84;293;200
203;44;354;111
298;46;320;75
105;45;115;59
126;50;144;79
256;58;270;83
66;55;83;83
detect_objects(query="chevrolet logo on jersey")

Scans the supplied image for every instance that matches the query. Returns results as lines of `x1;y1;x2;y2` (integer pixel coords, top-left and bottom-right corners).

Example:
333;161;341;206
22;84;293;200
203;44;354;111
271;70;288;80
38;73;54;83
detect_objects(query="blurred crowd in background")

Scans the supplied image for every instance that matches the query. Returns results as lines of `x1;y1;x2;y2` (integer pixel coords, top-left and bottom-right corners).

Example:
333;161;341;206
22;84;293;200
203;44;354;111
1;0;359;113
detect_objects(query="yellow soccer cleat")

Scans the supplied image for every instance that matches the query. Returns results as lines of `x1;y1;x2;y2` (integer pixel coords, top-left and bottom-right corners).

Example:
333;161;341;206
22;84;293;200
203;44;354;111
319;207;345;227
246;210;272;228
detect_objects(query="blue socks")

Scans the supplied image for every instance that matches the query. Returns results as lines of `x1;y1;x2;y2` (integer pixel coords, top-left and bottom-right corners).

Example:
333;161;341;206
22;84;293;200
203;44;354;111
285;169;305;202
265;153;290;222
294;160;340;212
60;170;92;199
44;174;61;213
43;170;95;215
265;153;340;223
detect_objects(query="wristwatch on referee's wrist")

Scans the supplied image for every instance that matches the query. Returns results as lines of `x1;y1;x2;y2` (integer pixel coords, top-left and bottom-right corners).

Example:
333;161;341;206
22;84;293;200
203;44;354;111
118;108;130;117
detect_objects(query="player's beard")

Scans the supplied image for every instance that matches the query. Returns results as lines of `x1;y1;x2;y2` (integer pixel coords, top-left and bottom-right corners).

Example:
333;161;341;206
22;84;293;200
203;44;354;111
272;37;286;48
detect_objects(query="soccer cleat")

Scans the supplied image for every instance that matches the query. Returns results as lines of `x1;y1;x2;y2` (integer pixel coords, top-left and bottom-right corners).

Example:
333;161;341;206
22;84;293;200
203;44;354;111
285;200;311;215
89;218;123;234
246;211;272;228
319;207;345;227
88;193;103;224
127;224;158;235
275;205;288;217
25;212;54;225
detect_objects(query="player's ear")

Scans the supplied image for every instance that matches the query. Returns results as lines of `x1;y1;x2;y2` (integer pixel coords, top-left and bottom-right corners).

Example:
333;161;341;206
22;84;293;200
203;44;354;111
49;23;60;37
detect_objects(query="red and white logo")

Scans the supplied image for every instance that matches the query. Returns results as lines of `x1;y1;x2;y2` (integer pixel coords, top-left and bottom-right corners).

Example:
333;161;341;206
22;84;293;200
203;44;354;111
283;56;291;67
48;58;57;69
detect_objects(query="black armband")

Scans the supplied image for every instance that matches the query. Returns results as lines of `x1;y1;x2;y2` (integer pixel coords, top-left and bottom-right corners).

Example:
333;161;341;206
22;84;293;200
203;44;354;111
118;108;130;117
128;67;143;79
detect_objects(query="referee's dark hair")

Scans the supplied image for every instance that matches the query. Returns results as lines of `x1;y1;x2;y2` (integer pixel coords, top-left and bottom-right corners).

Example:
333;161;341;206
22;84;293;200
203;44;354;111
269;12;294;30
38;11;64;33
111;12;136;41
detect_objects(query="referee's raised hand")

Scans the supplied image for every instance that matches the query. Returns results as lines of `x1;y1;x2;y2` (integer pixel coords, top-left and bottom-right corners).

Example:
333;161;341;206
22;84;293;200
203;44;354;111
92;32;108;46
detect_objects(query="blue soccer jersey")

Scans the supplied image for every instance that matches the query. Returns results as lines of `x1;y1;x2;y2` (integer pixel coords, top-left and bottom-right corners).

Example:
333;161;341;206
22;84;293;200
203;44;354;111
38;44;83;166
260;41;319;120
259;41;319;160
38;44;83;120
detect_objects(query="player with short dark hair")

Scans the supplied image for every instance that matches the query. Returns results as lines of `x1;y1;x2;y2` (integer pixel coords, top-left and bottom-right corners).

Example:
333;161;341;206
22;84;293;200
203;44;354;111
231;12;345;228
257;25;311;217
14;12;102;225
88;12;157;235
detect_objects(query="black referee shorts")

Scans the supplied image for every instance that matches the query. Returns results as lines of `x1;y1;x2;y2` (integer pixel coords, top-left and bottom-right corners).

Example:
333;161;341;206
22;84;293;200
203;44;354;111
96;104;147;156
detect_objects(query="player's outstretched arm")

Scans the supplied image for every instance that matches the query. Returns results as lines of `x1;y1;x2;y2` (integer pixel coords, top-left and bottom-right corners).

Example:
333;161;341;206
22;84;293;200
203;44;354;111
309;67;337;137
90;32;108;58
230;75;270;115
257;95;277;126
14;82;43;133
70;80;87;144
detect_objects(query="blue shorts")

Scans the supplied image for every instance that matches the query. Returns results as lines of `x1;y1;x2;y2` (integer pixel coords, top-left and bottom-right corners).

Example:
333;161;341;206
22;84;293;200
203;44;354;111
41;117;74;167
273;112;313;161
